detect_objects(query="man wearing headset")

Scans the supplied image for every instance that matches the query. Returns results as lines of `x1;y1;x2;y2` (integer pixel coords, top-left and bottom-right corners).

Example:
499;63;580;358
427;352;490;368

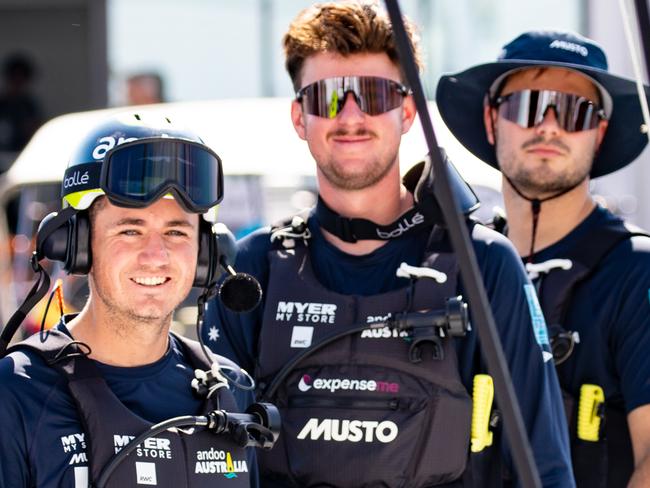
437;30;650;487
0;113;267;488
203;3;573;487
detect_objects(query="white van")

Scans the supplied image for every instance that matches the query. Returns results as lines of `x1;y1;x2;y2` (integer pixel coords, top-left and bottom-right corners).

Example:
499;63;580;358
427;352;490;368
0;98;502;334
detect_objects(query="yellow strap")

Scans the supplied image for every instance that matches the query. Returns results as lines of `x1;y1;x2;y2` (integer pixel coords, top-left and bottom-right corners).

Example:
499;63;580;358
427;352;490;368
577;384;605;442
471;374;494;452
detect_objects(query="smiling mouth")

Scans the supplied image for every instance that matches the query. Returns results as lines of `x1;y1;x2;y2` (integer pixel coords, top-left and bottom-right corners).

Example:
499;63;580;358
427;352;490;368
131;277;170;286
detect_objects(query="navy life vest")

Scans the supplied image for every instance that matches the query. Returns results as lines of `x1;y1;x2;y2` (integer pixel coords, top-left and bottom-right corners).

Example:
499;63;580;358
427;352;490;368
10;329;251;488
526;216;649;488
254;218;496;488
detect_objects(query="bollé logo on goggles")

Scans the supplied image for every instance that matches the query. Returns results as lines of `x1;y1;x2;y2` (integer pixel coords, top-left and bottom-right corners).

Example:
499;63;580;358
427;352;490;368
63;170;90;189
376;212;425;239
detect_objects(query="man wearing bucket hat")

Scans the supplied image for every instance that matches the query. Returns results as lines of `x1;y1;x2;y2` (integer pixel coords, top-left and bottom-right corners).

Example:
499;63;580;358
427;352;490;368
437;30;650;487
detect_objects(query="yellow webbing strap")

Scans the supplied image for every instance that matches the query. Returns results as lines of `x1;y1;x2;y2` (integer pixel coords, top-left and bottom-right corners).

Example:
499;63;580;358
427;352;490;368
577;384;605;442
471;374;494;453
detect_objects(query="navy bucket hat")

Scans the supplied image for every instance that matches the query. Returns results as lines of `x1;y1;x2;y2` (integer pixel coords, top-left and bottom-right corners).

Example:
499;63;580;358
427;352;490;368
436;30;650;178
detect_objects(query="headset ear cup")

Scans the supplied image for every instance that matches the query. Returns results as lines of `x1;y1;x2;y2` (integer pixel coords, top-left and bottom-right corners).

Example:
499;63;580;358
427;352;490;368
37;212;71;263
194;219;217;288
66;211;92;275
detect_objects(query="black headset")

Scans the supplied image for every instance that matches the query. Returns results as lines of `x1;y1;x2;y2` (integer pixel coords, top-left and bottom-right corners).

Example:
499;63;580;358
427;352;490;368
36;207;219;289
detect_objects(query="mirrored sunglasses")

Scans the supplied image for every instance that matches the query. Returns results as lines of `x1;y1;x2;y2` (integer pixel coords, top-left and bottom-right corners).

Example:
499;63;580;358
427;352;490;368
494;89;607;132
296;76;410;119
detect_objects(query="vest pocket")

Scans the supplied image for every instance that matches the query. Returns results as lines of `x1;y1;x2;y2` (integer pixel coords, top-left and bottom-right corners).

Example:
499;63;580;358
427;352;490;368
260;365;471;488
290;396;401;410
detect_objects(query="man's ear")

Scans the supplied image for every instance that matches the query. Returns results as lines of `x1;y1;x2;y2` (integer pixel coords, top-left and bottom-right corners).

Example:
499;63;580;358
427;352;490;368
291;99;307;140
483;104;497;146
595;119;609;149
400;95;417;134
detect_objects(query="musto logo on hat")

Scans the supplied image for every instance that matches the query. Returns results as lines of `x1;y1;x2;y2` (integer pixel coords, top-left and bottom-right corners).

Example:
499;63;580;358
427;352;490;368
548;39;588;57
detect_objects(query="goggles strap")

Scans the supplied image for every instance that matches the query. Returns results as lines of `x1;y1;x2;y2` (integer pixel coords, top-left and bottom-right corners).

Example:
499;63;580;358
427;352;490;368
504;175;583;262
315;196;436;243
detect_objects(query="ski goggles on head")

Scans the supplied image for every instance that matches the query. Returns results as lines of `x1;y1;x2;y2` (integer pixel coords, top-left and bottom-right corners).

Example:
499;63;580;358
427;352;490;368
296;76;410;119
493;89;607;132
100;137;224;213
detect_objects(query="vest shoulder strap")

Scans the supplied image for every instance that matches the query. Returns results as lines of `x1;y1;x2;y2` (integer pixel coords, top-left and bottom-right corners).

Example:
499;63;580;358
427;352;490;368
563;217;648;268
8;328;95;377
537;217;649;340
170;332;212;371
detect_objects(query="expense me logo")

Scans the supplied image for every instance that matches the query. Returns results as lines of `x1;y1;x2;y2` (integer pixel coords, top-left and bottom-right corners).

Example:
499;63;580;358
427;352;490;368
195;449;249;478
275;301;337;324
298;418;399;443
298;374;399;393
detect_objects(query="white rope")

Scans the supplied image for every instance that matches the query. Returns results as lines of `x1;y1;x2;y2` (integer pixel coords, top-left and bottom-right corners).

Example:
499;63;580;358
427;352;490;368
525;259;572;279
396;262;447;283
618;0;650;139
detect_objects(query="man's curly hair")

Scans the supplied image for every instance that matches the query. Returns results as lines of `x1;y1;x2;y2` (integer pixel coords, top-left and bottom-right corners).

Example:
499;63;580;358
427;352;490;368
283;1;422;91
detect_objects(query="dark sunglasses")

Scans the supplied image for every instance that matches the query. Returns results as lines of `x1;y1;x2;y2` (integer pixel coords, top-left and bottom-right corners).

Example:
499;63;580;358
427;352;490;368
100;137;224;213
296;76;410;119
494;89;607;132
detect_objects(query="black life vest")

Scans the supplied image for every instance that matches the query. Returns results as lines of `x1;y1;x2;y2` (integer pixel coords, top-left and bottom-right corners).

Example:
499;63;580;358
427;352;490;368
528;216;649;488
10;329;251;488
254;221;486;488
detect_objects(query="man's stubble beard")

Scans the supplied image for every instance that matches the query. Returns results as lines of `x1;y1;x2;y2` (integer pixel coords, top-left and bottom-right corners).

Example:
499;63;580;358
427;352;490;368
90;275;173;337
318;128;399;191
497;133;595;195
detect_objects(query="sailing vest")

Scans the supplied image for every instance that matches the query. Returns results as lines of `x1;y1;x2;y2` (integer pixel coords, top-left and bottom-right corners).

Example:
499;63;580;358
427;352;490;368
528;216;649;488
255;224;475;488
10;329;251;488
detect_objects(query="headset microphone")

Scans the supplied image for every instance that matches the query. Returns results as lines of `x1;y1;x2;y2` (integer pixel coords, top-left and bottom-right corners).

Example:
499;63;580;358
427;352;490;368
219;273;262;313
212;223;262;313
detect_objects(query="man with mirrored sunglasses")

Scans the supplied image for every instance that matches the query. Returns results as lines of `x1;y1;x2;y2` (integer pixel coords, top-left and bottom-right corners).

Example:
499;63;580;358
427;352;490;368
204;3;572;487
437;30;650;487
